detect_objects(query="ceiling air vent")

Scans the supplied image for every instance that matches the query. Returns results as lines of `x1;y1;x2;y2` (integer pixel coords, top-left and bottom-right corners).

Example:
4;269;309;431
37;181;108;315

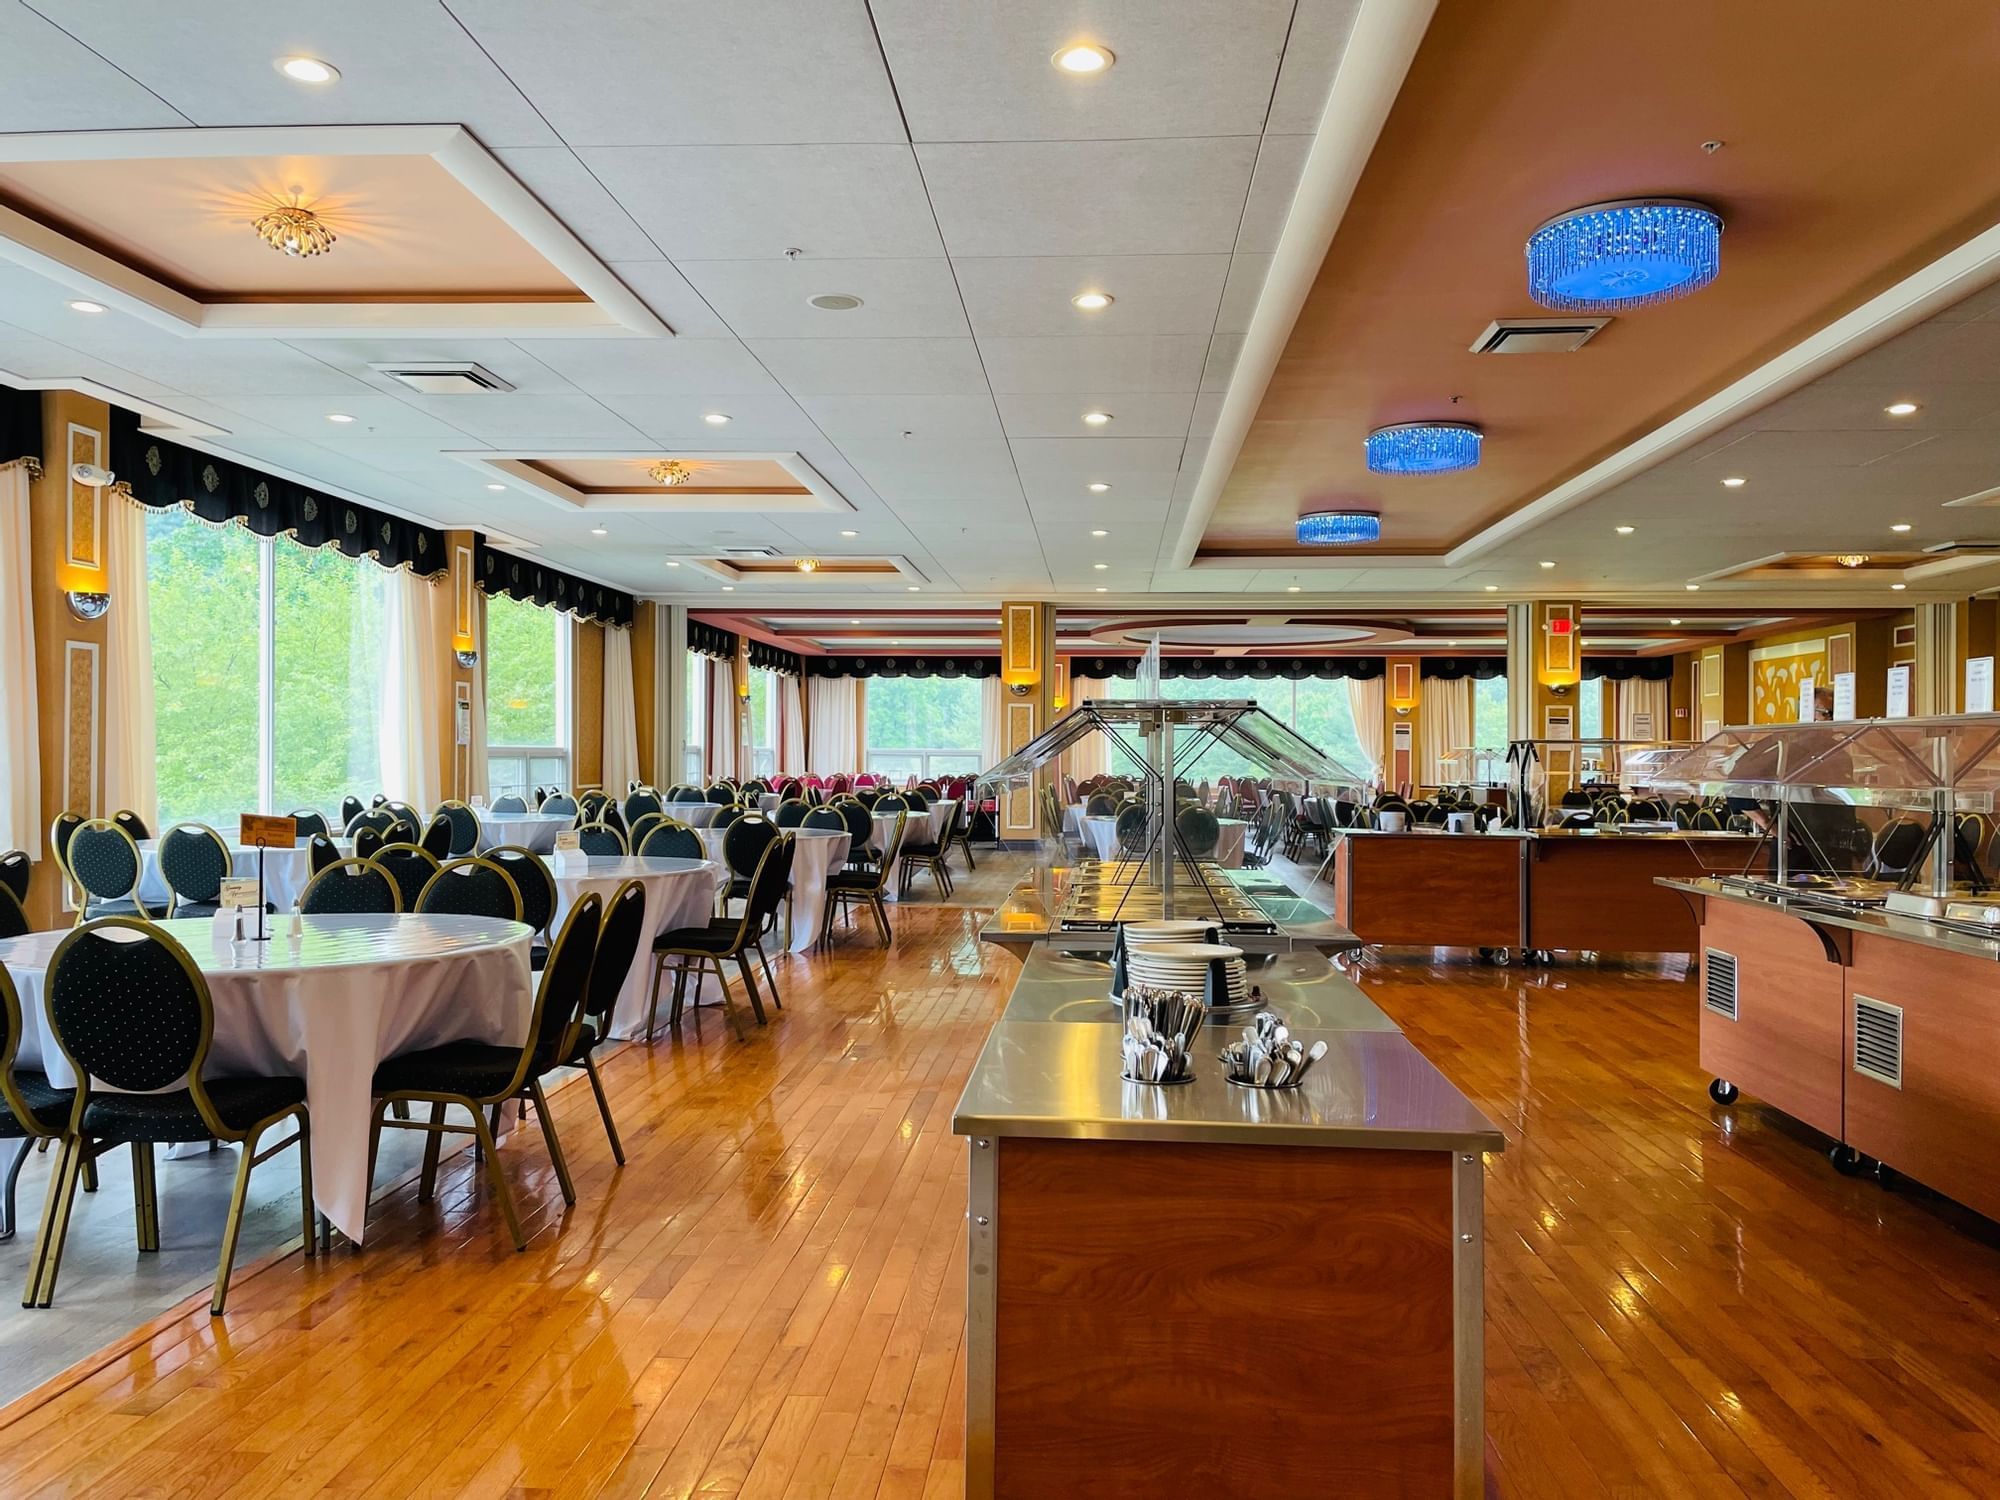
370;362;516;394
1469;317;1610;355
1852;995;1903;1088
1703;949;1738;1020
719;545;784;559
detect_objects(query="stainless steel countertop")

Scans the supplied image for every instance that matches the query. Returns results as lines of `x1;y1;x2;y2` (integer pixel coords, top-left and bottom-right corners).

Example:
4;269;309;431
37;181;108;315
1000;944;1400;1031
1337;827;1754;842
952;1020;1505;1153
977;864;1360;955
1659;875;2000;963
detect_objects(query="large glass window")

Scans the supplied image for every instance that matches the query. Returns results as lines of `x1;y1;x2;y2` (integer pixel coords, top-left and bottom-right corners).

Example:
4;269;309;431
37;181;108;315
685;652;706;784
1577;677;1604;739
484;592;569;800
272;541;389;818
1471;676;1510;784
863;676;982;783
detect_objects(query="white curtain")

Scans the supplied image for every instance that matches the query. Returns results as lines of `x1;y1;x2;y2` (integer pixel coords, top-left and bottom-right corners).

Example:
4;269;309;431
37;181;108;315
1618;677;1671;741
706;659;739;780
0;465;38;854
1347;676;1385;786
602;624;640;792
1420;676;1474;786
808;676;859;773
980;676;1006;772
102;494;157;828
378;569;445;813
1062;678;1109;781
467;593;490;803
779;673;806;774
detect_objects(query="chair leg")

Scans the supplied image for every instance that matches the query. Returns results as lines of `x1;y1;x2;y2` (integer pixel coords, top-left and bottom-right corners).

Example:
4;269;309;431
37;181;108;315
211;1126;261;1316
755;940;781;1008
391;1101;411;1122
735;950;768;1025
297;1116;315;1257
80;1153;97;1193
467;1108;525;1251
365;1099;387;1198
417;1101;446;1202
526;1079;575;1207
583;1055;625;1166
131;1142;159;1253
871;894;892;946
712;957;746;1041
23;1136;83;1308
0;1136;31;1243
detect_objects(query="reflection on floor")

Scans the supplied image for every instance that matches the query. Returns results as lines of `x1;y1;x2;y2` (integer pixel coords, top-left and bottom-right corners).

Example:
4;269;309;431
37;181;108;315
3;901;2000;1497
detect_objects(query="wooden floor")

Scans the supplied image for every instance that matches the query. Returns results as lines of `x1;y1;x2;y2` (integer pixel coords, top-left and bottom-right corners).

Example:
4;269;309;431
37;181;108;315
4;911;2000;1497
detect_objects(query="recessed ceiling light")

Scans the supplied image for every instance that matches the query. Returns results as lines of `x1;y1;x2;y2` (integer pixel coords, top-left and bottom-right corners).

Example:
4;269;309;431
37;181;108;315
839;529;858;537
1539;560;1556;569
1685;583;1701;591
703;412;731;425
808;293;864;311
907;585;921;592
1090;528;1108;537
1087;482;1110;493
590;525;607;536
1892;582;1908;591
1615;525;1635;535
327;413;354;423
850;618;861;625
721;585;734;592
276;56;339;84
1891;522;1912;533
1483;584;1498;592
1885;401;1920;416
1095;586;1107;593
66;299;104;314
485;483;505;492
1053;43;1113;74
665;560;681;567
1082;410;1112;426
1669;618;1682;626
1093;562;1108;570
1285;585;1301;593
1445;640;1458;648
1071;292;1114;311
1721;476;1746;487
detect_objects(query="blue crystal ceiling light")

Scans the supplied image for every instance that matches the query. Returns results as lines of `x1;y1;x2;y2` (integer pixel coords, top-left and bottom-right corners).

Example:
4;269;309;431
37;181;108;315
1526;198;1722;312
1365;422;1482;475
1296;508;1382;545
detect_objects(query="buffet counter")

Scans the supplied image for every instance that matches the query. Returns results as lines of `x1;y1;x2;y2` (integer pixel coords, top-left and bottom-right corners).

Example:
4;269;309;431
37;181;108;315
1662;876;2000;1222
1332;826;1758;954
954;945;1501;1499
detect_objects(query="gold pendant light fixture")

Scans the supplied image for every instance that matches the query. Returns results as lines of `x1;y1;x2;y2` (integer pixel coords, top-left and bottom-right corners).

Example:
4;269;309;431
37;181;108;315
252;203;337;258
649;459;693;486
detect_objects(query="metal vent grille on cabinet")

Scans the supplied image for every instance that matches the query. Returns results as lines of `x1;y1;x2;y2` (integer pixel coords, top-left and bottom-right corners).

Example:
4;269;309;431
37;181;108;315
1703;949;1738;1020
1852;995;1904;1088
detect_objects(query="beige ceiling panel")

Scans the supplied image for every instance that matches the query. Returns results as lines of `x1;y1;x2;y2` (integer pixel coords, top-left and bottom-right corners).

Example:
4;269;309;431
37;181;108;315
524;337;781;397
676;257;969;339
747;337;990;396
977;334;1208;395
951;254;1230;339
992;391;1197;439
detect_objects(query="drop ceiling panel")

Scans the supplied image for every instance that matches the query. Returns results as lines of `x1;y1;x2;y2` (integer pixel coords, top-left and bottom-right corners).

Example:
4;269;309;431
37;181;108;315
951;254;1231;338
414;394;647;444
214;391;469;440
675;258;970;339
870;0;1301;143
0;5;189;132
492;148;664;263
977;334;1208;395
59;337;372;398
746;338;990;396
993;392;1197;439
1265;0;1366;134
795;392;1008;447
592;393;822;450
602;261;737;338
915;138;1261;257
287;338;573;396
1233;136;1314;255
580;145;944;260
1009;435;1188;495
1214;254;1274;336
524;338;782;397
832;439;1024;503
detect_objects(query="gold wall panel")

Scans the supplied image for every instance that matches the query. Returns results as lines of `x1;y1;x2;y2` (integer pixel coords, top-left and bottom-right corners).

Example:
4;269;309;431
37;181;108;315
1750;639;1827;724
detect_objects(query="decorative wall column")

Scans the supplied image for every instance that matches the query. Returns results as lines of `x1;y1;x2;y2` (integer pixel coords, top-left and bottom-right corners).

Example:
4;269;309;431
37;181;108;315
571;618;605;790
1506;600;1583;800
662;604;688;788
631;601;656;785
443;528;479;802
1914;600;1957;715
999;601;1057;841
1382;655;1420;792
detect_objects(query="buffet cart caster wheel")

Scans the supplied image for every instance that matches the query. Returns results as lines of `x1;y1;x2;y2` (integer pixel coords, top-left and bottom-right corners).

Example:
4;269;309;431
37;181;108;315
1875;1162;1897;1190
1708;1079;1739;1106
1829;1143;1866;1176
1490;948;1513;967
1477;947;1496;964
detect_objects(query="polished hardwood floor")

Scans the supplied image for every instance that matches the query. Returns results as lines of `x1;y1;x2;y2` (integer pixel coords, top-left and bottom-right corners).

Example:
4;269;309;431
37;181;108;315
3;909;1999;1497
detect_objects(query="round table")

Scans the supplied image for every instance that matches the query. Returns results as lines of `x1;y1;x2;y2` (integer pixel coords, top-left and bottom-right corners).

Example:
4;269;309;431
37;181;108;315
545;855;724;1038
136;836;347;913
1082;815;1249;868
696;827;853;950
673;802;728;829
0;913;532;1244
475;809;573;854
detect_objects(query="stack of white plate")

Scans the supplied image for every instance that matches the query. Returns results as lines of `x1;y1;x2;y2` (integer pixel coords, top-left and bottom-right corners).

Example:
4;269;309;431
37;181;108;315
1122;919;1214;944
1124;941;1246;1007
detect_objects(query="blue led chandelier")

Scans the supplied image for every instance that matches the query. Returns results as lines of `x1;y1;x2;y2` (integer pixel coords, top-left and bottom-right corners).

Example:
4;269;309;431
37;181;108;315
1296;508;1381;546
1526;198;1722;313
1365;421;1482;476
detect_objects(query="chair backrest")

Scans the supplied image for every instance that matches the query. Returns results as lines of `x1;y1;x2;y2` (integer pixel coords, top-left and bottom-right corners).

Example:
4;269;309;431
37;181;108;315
484;846;556;938
289;809;331;839
747;834;795;927
47;919;214;1099
0;849;26;904
352;826;386;861
1083;793;1116;817
347;807;398;838
1691;807;1724;832
490;794;529;815
420;814;454;860
629;812;669;850
417;858;524;921
578;823;629;857
638;823;704;860
300;858;401;915
858;813;905;891
1175;805;1220;858
713;805;745;832
874;793;908;814
670;786;706;804
384;820;420;848
1113;803;1150;857
159;823;230;908
112;809;151;842
704;784;734;805
722;813;780;879
308;831;341;876
542;794;578;817
774;798;810;828
599;802;627;838
339;795;364;830
904;789;931;811
527;893;603;1065
836;800;872;847
623;790;663;826
383;800;422;829
1873;819;1926;875
584;879;649;1031
802;806;847;834
68;819;143;905
370;844;441;911
533;786;549;809
49;811;84;878
0;885;28;940
438;800;481;856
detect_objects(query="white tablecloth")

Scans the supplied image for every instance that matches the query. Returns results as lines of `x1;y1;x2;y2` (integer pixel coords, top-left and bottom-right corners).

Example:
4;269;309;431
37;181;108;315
696;828;853;949
136;837;345;913
0;914;532;1243
1063;804;1090;839
546;855;724;1038
674;802;727;828
475;810;573;854
1081;815;1248;868
757;792;781;813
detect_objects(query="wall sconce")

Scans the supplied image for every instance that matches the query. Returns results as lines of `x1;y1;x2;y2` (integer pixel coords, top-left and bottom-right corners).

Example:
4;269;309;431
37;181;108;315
1393;703;1412;716
1545;678;1575;696
455;647;479;669
65;590;110;622
737;680;751;699
1008;680;1035;697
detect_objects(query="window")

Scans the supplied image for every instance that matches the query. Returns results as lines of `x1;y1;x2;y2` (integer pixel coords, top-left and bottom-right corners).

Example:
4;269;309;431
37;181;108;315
684;652;706;784
863;676;982;783
1577;677;1604;740
148;507;393;831
747;668;778;778
485;592;569;800
1101;676;1366;784
1471;676;1510;784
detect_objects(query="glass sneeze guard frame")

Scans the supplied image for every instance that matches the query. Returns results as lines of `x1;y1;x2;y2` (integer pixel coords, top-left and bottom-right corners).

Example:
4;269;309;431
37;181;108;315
1501;737;1694;830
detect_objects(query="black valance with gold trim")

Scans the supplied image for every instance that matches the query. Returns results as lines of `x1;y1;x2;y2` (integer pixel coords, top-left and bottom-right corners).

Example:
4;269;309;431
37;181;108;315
1420;657;1506;681
1585;656;1673;682
110;407;446;577
475;537;633;628
1071;655;1385;682
748;640;804;676
806;655;1000;679
688;620;738;659
0;383;40;471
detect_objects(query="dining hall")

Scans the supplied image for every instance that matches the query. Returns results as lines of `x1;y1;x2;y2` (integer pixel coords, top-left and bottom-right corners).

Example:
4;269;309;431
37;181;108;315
3;3;2000;1496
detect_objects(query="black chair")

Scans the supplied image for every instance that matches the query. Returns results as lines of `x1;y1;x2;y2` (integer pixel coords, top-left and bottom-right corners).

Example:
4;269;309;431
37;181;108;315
381;800;421;830
558;878;648;1164
542;794;579;818
721;813;780;910
835;799;877;868
1113;804;1149;861
578;824;629;857
27;920;313;1315
599;802;628;841
802;806;847;835
416;858;523;921
419;814;454;860
489;794;529;816
1176;805;1221;860
704;785;735;805
383;820;420;849
299;859;401;915
1870;819;1927;879
874;793;909;815
903;788;931;812
437;801;481;857
48;811;84;899
628;812;669;851
338;795;364;831
713;805;745;833
345;807;398;839
369;844;441;913
158;823;232;917
773;799;810;829
111;809;151;842
352;826;386;862
307;832;341;879
0;886;27;941
289;810;331;840
66;820;156;920
823;812;904;949
624;790;664;826
0;850;26;905
649;837;788;1039
950;799;979;871
669;786;706;805
533;786;549;810
897;802;957;899
486;847;557;948
368;894;603;1250
638;823;704;860
0;961;70;1242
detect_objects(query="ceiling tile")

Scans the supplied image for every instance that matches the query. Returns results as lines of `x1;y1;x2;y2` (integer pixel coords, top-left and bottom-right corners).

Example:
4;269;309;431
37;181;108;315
581;145;944;260
446;0;905;146
746;338;990;395
978;334;1208;394
210;390;468;440
1264;0;1365;134
1235;136;1313;254
677;258;969;339
1215;254;1272;335
832;438;1024;503
285;338;575;395
59;335;375;397
593;392;821;449
408;392;648;443
952;254;1230;338
871;0;1298;142
0;4;189;131
1008;435;1188;497
1202;334;1244;392
796;392;1006;446
493;147;663;262
604;262;736;338
525;337;782;396
917;138;1261;257
993;392;1197;439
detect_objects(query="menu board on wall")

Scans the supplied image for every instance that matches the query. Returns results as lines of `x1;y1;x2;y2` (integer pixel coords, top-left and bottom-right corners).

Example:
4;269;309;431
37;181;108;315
1887;664;1911;719
1969;656;1995;714
1832;672;1856;721
1797;678;1818;723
